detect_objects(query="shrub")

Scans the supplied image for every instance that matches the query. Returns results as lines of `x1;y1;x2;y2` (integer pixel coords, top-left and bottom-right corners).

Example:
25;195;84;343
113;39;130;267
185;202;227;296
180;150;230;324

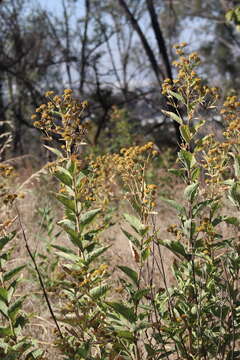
25;45;240;359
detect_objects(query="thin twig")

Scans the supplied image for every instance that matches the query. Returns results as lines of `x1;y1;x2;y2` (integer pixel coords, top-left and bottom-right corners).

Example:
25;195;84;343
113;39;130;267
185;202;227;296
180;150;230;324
16;205;64;340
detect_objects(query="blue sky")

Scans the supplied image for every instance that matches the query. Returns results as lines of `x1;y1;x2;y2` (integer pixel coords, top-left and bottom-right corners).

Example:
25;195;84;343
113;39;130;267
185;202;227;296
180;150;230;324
37;0;85;16
34;0;206;88
38;0;62;13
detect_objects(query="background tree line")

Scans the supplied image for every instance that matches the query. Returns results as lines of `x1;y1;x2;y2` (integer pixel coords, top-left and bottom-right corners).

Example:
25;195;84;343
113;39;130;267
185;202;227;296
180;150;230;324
0;0;239;159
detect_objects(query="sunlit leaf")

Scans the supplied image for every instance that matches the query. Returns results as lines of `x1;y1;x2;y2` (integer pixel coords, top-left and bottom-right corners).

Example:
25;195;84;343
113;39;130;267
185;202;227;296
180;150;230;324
161;110;183;125
118;265;138;286
89;284;109;299
108;302;137;323
3;265;25;282
54;167;72;187
43;145;63;158
80;208;101;228
123;213;148;235
0;232;16;251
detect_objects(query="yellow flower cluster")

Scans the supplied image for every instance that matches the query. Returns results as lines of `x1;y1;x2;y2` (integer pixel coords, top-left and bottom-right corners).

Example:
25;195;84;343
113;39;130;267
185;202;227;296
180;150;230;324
0;163;14;177
221;95;240;143
201;134;230;196
32;89;88;155
167;224;183;241
198;94;240;197
114;143;157;215
89;143;158;218
162;44;219;121
72;264;109;288
0;164;17;206
89;154;118;207
0;163;18;235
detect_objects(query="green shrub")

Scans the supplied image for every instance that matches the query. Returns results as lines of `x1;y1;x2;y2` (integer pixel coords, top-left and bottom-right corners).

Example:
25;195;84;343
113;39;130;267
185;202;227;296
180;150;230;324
28;45;240;359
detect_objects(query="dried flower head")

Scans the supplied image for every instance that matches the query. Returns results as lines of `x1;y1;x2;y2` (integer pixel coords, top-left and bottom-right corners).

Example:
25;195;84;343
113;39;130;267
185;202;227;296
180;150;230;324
33;90;88;156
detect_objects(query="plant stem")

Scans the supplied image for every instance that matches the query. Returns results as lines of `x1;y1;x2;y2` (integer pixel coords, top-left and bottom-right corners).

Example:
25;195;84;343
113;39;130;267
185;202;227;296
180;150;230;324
16;205;64;340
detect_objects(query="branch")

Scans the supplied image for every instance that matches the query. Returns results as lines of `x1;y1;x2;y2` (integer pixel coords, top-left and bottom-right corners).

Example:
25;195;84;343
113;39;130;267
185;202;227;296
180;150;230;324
79;0;90;92
117;0;164;84
146;0;173;79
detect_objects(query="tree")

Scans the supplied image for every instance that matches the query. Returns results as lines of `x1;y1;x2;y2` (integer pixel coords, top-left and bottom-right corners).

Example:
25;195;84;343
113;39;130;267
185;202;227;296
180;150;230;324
0;0;64;153
1;0;239;156
166;0;240;92
117;0;181;142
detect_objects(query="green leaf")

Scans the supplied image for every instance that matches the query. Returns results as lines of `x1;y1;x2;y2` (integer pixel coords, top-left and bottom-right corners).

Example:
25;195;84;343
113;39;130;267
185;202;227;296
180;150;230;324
89;284;109;299
191;305;197;315
159;240;190;260
192;199;214;217
168;168;186;179
133;288;150;302
83;228;103;242
118;266;138;286
115;330;134;340
229;152;240;179
15;314;28;328
168;90;185;103
183;219;196;239
0;232;16;251
80;208;101;228
192;167;201;181
226;9;234;22
55;251;80;263
161;110;183;125
0;299;9;319
184;183;199;203
195;136;206;151
108;302;137;323
76;172;87;186
224;179;235;186
66;158;76;173
55;193;75;212
160;197;185;214
141;246;150;261
85;246;110;265
8;297;26;321
58;218;75;231
75;342;91;358
229;182;240;208
51;244;76;254
58;219;83;250
13;341;32;353
212;215;240;227
3;265;25;282
26;348;45;359
123;213;148;235
178;149;196;171
223;216;240;226
0;326;12;338
7;286;15;304
54;167;72;187
43;145;63;158
180;124;192;143
83;242;96;254
0;288;8;302
121;229;141;247
194;119;205;132
144;343;156;357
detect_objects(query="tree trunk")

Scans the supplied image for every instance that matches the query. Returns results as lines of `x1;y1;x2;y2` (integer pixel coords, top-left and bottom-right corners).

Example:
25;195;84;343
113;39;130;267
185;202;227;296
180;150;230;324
118;0;181;144
118;0;163;85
